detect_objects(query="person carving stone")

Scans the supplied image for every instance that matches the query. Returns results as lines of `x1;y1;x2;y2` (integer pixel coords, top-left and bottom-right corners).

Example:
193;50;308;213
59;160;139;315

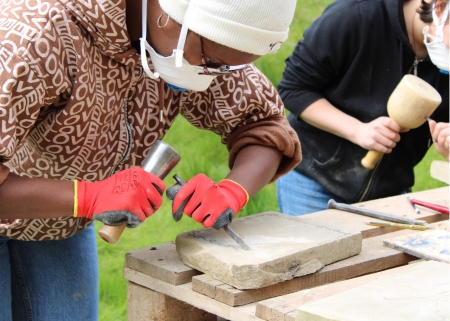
0;0;301;319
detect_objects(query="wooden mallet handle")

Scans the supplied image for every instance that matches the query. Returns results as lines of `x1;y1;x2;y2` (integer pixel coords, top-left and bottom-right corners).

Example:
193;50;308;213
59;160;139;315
361;150;383;170
98;140;180;244
98;222;127;244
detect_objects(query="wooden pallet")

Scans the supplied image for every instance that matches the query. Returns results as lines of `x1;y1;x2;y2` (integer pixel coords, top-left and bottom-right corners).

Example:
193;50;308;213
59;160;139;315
124;187;449;321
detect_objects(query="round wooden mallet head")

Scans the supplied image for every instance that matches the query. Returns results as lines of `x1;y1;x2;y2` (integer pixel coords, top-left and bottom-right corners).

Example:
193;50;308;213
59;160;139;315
387;74;442;128
361;75;442;170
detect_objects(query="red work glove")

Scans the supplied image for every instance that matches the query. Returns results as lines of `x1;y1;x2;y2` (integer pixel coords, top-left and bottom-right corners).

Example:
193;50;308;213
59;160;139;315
172;174;249;229
74;167;165;227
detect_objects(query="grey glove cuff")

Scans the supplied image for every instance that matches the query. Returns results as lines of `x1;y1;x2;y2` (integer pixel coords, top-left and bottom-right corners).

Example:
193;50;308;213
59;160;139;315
93;210;143;228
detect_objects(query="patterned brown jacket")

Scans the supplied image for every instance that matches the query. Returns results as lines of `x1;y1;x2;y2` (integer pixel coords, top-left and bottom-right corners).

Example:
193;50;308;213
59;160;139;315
0;0;301;241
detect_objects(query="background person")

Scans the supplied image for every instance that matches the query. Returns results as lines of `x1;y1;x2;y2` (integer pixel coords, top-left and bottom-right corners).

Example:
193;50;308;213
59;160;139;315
276;0;449;216
0;0;301;319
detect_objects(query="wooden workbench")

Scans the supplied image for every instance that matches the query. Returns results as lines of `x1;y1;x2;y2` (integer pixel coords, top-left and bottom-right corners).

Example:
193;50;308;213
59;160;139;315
124;186;449;321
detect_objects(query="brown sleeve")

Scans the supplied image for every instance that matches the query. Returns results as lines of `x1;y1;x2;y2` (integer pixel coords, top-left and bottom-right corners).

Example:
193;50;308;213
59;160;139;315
0;163;10;186
226;114;302;183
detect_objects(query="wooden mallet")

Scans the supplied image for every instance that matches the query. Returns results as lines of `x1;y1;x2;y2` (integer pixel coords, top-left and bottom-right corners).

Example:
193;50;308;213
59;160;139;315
361;74;442;169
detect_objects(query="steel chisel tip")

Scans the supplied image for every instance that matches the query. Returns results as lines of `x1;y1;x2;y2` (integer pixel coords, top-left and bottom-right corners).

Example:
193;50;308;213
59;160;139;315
223;225;250;250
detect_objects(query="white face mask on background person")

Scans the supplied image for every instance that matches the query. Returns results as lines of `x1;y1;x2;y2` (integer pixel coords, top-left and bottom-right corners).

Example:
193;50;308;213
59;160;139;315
423;2;450;74
139;0;246;91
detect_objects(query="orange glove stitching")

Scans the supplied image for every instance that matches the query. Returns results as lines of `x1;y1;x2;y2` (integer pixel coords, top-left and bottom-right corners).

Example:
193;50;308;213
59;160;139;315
219;179;249;207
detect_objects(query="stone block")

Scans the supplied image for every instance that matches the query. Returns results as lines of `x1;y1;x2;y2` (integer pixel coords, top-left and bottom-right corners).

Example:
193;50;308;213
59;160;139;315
175;212;362;289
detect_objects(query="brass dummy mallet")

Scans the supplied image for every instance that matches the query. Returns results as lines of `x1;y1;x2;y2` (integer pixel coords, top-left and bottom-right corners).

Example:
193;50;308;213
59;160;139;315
361;74;442;169
98;140;181;244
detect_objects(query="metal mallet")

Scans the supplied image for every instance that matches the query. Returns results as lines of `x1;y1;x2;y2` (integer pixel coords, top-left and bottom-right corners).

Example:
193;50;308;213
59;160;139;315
98;140;180;244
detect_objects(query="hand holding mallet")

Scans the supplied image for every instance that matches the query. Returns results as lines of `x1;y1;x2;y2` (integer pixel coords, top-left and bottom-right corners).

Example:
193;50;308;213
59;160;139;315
361;75;442;169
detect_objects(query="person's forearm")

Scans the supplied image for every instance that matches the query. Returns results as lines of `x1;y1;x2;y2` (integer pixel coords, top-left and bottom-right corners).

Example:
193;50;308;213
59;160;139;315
0;173;74;219
300;98;362;144
226;145;282;198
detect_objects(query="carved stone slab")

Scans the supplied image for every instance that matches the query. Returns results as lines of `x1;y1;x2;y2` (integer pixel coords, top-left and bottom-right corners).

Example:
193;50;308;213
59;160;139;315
175;212;362;289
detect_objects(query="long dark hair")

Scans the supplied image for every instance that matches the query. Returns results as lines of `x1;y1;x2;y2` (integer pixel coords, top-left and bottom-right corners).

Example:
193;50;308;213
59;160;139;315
416;0;449;23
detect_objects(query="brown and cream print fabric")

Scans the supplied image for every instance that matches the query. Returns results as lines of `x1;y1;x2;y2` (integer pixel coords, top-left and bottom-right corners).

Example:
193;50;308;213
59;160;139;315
0;0;301;241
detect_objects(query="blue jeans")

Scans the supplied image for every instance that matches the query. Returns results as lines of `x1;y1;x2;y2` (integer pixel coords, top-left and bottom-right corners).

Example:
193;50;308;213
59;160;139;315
0;223;98;321
276;170;345;216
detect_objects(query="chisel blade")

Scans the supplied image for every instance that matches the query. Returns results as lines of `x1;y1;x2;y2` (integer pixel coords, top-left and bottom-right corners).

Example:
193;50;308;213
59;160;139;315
223;224;250;250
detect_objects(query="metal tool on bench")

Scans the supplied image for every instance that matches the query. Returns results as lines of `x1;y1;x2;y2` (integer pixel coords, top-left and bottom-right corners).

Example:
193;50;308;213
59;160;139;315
166;174;250;250
364;221;433;230
406;196;421;214
328;199;428;225
361;75;442;170
98;140;181;244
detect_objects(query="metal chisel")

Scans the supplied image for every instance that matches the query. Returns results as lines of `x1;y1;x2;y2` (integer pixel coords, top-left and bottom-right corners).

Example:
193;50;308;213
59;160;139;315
167;174;250;250
328;199;427;225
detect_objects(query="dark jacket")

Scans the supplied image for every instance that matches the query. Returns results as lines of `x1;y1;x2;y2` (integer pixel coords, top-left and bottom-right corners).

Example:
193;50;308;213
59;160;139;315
278;0;449;203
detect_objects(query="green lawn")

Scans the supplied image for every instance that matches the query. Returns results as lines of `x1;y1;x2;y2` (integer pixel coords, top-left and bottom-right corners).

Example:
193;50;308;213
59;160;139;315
97;1;447;320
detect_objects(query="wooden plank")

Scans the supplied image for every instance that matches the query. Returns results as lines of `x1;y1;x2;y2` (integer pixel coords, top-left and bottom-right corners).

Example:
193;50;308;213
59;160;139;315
255;220;448;320
127;282;216;321
124;268;265;321
431;160;449;184
255;260;428;321
191;228;419;307
296;260;449;321
125;242;201;285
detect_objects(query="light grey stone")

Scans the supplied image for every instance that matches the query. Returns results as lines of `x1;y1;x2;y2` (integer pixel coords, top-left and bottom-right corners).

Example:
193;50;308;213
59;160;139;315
175;212;362;289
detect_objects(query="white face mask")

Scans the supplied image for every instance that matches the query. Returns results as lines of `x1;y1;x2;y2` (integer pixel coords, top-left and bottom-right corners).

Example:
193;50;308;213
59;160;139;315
139;0;246;91
423;3;449;74
140;39;218;92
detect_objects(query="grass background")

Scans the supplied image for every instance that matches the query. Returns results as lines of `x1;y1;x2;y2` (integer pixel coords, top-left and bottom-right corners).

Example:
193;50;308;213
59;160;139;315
97;0;447;319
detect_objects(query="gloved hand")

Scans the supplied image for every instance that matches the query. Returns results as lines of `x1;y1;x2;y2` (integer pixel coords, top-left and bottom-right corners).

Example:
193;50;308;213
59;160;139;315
171;174;249;229
74;167;165;227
